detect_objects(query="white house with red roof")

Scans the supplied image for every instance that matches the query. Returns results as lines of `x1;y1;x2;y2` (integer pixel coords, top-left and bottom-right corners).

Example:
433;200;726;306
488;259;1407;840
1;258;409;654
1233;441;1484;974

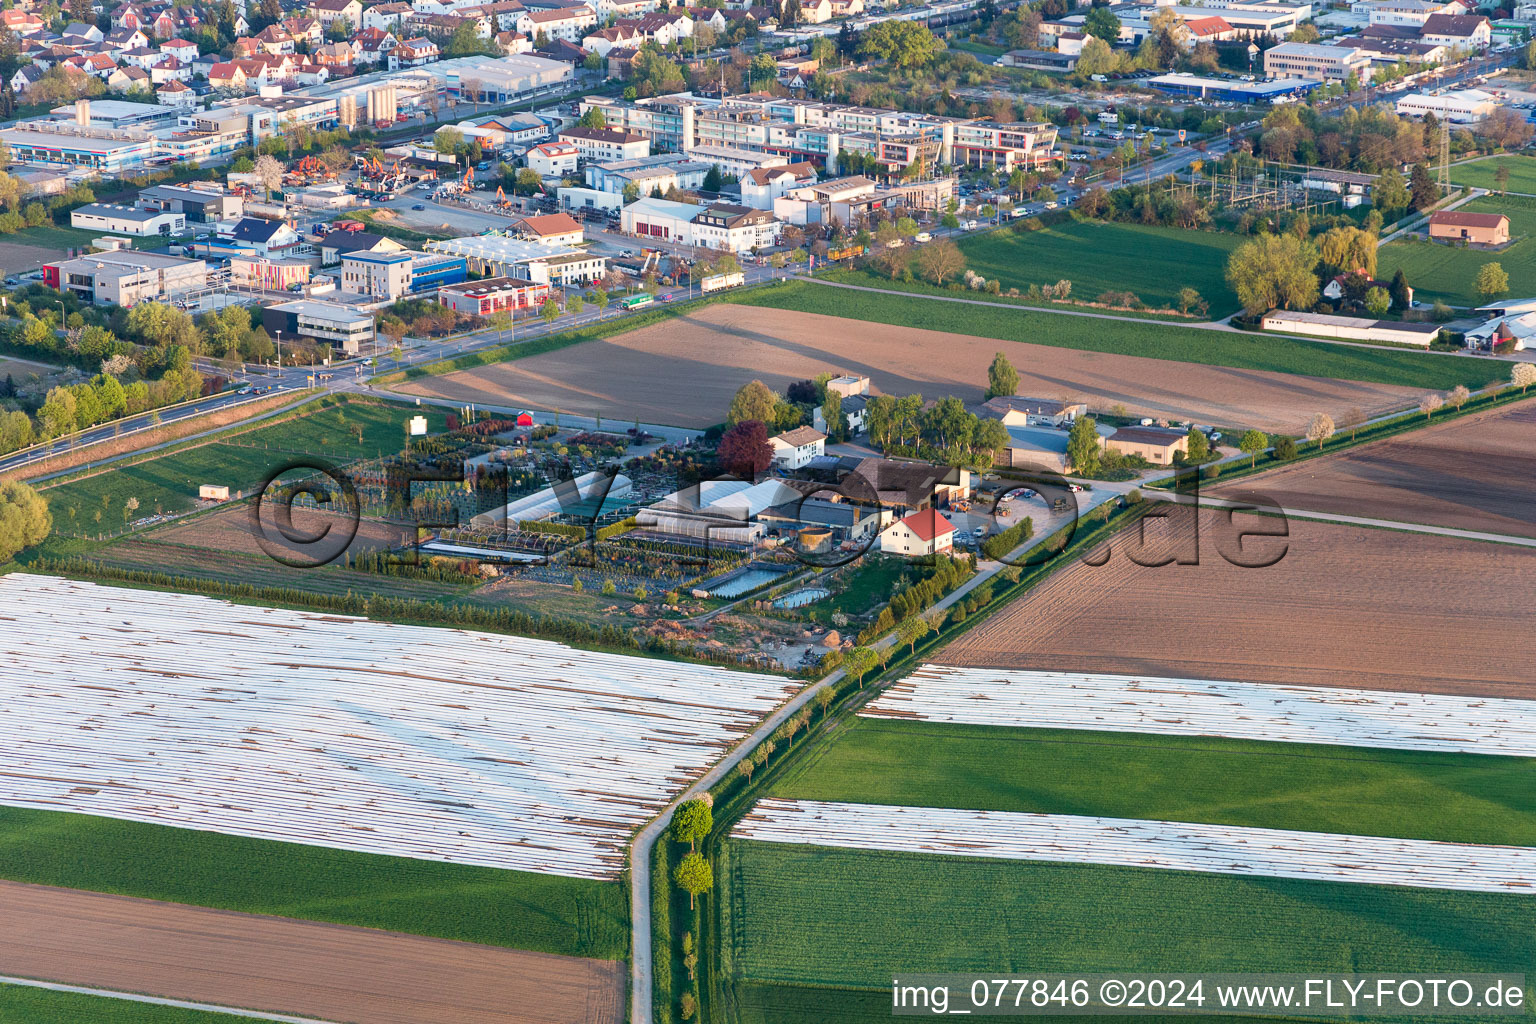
160;38;198;62
881;508;955;558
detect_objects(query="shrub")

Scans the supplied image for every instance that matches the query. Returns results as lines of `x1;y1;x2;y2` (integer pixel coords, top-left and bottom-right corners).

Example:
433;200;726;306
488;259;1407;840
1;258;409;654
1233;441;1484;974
1272;437;1299;461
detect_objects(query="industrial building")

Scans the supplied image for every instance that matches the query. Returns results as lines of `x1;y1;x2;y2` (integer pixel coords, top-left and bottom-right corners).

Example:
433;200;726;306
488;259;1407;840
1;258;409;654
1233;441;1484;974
340;249;468;300
1261;310;1443;347
1395;88;1499;122
135;182;246;223
43;250;207;307
424;235;607;285
1263;41;1372;82
262;300;377;355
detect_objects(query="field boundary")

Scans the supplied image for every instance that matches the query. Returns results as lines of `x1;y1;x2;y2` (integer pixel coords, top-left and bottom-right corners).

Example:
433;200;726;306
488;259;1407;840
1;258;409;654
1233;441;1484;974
0;977;335;1024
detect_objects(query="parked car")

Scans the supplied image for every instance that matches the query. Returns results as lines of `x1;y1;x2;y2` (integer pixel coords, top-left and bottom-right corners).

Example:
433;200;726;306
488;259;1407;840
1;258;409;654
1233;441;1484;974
411;204;426;210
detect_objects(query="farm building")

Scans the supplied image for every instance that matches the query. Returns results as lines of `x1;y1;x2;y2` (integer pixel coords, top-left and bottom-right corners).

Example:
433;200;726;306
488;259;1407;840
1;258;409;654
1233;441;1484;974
637;479;807;545
837;457;971;514
757;497;887;542
769;426;826;470
471;470;635;530
996;424;1099;474
1105;425;1189;466
1463;312;1533;352
880;508;955;558
977;395;1088;428
1428;210;1509;245
1261;310;1442;347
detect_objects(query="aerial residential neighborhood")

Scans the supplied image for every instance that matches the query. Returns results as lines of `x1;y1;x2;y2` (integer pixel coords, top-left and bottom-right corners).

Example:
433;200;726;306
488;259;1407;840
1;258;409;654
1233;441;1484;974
0;0;1535;1017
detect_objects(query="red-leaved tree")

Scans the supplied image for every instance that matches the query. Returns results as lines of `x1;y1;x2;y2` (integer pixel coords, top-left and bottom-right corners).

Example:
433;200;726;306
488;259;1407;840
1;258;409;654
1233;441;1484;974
716;420;773;479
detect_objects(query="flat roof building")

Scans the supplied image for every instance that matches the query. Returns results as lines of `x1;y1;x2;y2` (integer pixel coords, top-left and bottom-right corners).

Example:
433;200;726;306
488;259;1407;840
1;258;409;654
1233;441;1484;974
43;250;207;307
71;202;186;237
262;300;377;355
424;234;607;285
1264;41;1372;82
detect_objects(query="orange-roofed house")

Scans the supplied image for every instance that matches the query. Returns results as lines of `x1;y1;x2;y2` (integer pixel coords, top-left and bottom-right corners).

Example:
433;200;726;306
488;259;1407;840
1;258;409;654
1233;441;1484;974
881;508;956;558
514;212;585;247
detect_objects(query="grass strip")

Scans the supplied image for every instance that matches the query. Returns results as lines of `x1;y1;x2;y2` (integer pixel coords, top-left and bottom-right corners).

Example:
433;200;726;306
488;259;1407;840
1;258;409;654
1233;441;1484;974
0;806;628;960
735;281;1505;390
766;719;1536;846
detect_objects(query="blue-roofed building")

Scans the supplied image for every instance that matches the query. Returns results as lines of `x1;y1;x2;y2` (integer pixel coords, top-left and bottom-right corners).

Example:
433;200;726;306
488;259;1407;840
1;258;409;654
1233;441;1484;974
1145;74;1320;103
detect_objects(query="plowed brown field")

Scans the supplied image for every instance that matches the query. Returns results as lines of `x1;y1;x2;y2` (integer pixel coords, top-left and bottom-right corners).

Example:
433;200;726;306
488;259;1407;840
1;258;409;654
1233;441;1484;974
0;880;624;1024
397;306;1419;434
942;507;1536;697
148;504;410;559
1211;397;1536;539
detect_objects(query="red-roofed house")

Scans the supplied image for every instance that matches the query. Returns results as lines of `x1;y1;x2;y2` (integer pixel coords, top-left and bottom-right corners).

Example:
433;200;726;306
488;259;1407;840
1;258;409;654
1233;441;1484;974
881;508;955;557
160;38;198;62
515;211;585;246
1181;14;1236;43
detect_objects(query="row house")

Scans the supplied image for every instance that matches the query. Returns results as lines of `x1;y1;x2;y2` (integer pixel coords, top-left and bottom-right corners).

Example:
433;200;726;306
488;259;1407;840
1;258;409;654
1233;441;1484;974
282;16;325;46
363;1;413;29
103;26;149;53
351;26;399;61
107;64;152;92
161;38;198;62
518;5;596;41
389;36;441;67
157;79;198;106
1;9;47;33
495;29;533;52
619;10;691;44
581;22;643;55
151;57;193;83
253;24;297;54
462;0;531;30
309;0;363;27
312;41;355;65
596;0;661;15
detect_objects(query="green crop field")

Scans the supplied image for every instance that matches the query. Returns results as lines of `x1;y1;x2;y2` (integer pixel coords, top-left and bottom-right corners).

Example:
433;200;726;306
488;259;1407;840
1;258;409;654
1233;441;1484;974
735;282;1504;389
765;720;1536;846
0;985;252;1024
39;399;444;535
0;806;628;959
942;221;1242;314
721;841;1536;989
1448;156;1536;195
1379;194;1536;307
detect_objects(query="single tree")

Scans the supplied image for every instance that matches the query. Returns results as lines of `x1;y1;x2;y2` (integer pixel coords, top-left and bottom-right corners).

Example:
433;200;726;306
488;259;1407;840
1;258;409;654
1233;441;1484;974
1408;162;1439;211
845;646;878;687
1340;407;1366;441
1388;269;1412;311
1420;393;1444;420
1176;286;1202;314
1448;383;1470;411
1495;162;1511;195
1226;233;1320;314
985;351;1019;400
540;298;560;323
1185;425;1209;462
737;758;755;784
898;615;931;655
670;799;712;852
915;239;965;285
0;481;51;560
1477;262;1509;301
716;420;773;479
1306;412;1335;450
673;851;713;910
1066;415;1101;476
253;153;283;200
1364;286;1390;317
1238;429;1268;467
1272;436;1298;461
814;685;835;718
727;380;778;425
1513;362;1536;394
1373;166;1410;214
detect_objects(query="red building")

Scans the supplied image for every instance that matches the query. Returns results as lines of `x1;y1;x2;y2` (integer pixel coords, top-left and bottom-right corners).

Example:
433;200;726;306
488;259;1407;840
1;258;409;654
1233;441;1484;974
436;277;551;316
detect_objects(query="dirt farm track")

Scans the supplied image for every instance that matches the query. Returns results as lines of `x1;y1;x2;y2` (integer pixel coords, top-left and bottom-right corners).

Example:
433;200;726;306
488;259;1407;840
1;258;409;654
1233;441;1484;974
0;880;624;1024
1211;397;1536;540
942;508;1536;698
398;306;1422;435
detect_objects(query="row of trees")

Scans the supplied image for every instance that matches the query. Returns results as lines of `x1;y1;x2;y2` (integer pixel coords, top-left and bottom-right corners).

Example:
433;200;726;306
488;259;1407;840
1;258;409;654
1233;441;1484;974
863;394;1011;468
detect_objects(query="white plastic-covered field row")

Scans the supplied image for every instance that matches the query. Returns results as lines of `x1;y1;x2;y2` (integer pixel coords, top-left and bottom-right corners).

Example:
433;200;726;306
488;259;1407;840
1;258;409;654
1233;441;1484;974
734;799;1536;894
0;574;799;879
863;666;1536;756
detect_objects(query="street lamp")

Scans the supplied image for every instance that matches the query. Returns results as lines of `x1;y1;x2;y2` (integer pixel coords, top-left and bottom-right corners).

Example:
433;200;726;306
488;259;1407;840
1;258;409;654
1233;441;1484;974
275;329;282;370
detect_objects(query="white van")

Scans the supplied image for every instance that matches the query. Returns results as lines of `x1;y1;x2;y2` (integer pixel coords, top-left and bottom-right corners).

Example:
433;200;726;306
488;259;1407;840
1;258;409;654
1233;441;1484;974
914;231;932;242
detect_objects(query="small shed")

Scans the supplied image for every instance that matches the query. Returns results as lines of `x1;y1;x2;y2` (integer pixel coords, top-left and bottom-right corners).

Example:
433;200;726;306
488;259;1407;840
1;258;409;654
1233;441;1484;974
515;411;535;427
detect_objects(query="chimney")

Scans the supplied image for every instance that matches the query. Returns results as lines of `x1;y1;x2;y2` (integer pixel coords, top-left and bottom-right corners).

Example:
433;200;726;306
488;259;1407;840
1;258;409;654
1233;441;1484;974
75;99;90;126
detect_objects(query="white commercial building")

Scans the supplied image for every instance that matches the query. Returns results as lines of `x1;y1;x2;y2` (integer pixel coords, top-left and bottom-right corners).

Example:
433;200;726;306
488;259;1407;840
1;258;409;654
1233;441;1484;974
70;202;186;236
424;234;608;285
621;196;704;244
1264;41;1372;81
1395;88;1499;122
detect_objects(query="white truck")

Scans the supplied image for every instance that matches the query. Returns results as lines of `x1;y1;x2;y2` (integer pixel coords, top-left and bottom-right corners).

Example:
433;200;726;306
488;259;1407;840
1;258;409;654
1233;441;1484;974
700;271;745;293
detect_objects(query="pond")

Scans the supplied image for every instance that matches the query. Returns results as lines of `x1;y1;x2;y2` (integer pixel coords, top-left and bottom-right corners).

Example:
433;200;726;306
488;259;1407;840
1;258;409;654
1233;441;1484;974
773;588;831;609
